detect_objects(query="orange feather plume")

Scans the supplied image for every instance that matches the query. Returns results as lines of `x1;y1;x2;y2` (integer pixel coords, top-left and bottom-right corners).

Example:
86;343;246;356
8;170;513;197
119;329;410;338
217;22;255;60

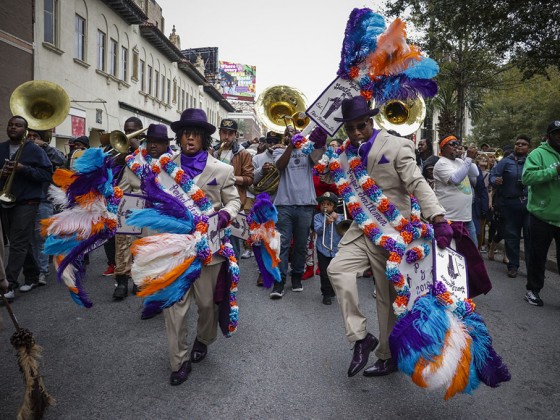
52;168;76;189
135;256;195;296
367;18;422;78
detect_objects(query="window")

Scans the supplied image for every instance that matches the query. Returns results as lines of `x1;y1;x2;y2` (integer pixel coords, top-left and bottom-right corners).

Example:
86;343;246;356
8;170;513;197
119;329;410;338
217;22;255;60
154;70;159;98
139;59;145;91
167;79;171;104
97;30;106;71
44;0;58;45
147;65;153;95
132;49;139;80
109;38;117;76
120;46;128;80
74;14;85;60
161;74;166;101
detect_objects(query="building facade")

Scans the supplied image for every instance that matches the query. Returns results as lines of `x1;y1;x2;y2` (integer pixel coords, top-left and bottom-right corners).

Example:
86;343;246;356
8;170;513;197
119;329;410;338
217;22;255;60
32;0;233;151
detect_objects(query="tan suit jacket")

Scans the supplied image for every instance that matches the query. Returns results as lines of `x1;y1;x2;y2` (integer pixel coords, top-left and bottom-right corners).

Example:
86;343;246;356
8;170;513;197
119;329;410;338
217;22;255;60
341;131;445;246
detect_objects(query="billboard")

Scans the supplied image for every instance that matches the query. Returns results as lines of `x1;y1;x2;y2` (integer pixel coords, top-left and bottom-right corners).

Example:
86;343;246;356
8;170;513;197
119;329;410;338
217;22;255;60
218;61;256;102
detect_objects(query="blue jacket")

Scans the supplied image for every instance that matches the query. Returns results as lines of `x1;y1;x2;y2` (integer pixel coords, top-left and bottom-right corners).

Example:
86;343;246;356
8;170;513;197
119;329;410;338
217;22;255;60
489;154;528;200
0;140;53;202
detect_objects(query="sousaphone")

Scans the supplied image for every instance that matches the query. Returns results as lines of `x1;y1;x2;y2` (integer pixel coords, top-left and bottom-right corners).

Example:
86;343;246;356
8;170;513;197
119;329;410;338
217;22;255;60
373;96;426;137
255;85;310;134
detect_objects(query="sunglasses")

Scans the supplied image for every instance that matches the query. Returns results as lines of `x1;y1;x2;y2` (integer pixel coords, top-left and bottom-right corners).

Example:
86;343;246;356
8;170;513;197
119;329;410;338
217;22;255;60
344;121;368;132
446;141;460;148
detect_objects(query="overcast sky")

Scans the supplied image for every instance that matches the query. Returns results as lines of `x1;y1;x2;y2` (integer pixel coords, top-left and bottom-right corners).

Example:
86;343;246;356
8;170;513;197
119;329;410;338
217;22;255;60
159;0;387;104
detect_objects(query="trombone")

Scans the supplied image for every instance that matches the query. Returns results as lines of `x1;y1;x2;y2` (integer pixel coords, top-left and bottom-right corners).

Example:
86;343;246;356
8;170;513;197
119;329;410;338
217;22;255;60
321;208;334;251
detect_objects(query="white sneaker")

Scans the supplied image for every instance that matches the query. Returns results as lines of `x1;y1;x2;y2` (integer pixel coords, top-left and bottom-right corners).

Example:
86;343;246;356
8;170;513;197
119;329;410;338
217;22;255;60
38;273;47;286
241;250;253;259
19;283;36;293
4;290;15;302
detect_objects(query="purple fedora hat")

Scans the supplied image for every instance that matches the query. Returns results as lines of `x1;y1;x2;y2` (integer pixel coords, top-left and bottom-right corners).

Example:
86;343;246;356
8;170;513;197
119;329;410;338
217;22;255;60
146;123;171;141
333;96;379;122
170;108;216;135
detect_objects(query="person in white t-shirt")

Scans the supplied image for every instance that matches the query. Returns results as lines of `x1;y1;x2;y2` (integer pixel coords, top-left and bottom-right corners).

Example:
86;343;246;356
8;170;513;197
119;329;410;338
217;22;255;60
433;135;479;246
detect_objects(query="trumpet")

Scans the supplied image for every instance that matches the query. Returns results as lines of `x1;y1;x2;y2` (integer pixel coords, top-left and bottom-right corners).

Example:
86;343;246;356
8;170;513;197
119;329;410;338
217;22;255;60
0;136;27;206
321;208;334;251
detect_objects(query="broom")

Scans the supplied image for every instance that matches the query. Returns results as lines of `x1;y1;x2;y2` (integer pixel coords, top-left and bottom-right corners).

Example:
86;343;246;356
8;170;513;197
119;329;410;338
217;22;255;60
1;293;55;420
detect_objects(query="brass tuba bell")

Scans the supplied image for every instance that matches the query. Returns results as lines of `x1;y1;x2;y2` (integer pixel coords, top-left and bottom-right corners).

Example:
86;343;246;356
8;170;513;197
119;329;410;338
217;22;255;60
9;80;70;130
373;96;426;136
255;85;310;134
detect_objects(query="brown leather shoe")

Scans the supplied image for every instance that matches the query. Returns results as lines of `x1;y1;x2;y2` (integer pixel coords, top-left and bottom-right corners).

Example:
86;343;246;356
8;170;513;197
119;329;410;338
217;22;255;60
170;361;192;386
507;268;518;278
347;333;379;377
190;339;207;363
363;357;398;377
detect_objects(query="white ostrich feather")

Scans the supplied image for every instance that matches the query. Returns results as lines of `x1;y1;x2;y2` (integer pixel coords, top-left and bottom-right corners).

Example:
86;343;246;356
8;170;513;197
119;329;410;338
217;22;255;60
48;185;69;209
46;202;108;237
423;311;470;390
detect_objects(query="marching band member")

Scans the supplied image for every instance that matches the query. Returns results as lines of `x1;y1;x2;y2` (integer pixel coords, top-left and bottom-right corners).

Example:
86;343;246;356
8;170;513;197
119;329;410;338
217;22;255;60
0;116;52;302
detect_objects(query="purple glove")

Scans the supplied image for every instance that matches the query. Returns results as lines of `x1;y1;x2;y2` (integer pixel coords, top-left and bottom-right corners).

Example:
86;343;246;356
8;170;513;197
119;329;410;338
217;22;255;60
217;210;231;230
309;126;327;149
433;220;453;249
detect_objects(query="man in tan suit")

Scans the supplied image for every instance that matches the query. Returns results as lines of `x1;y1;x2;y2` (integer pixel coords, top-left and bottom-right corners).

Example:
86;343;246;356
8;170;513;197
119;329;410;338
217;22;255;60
165;108;241;386
326;96;452;378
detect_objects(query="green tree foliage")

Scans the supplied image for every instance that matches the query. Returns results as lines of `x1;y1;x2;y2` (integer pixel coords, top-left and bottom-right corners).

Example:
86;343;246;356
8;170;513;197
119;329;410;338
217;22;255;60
385;0;560;78
472;67;560;147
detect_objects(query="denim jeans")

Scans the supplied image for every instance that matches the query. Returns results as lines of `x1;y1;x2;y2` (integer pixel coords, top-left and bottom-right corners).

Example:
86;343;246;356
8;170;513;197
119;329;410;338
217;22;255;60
526;214;560;293
501;197;530;271
465;220;478;248
276;205;314;282
32;201;53;275
230;235;241;261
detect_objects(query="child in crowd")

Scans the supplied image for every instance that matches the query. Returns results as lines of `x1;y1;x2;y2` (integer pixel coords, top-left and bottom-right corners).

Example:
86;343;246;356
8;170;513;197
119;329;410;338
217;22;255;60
313;192;343;305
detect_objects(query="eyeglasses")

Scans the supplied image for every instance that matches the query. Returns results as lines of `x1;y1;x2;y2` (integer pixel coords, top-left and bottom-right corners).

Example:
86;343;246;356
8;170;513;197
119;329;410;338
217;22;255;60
344;121;368;133
446;141;460;148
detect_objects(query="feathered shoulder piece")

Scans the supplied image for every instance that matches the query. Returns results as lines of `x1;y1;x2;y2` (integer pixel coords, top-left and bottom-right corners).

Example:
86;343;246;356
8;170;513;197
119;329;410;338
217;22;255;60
41;148;123;308
247;193;281;288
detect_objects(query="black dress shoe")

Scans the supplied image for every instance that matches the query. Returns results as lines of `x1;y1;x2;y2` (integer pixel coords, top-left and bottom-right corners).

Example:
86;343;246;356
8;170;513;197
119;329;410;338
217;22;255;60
190;339;208;363
363;357;397;377
347;333;379;377
322;296;332;305
170;361;192;386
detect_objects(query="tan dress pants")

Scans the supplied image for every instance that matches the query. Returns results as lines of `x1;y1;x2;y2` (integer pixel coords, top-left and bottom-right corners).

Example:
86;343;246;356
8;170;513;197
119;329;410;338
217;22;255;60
327;234;397;360
163;262;222;371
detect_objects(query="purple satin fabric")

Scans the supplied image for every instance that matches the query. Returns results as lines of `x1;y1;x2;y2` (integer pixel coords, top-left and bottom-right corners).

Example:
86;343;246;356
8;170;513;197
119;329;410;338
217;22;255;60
346;129;380;166
450;221;492;298
180;150;208;179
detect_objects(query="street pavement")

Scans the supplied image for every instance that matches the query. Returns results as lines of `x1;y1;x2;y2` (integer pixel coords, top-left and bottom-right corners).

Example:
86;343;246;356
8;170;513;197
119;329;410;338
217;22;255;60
1;246;560;419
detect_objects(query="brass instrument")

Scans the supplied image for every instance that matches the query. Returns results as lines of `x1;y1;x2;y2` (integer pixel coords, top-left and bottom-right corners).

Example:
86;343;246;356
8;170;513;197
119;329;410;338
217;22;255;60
69;148;86;170
9;80;70;130
335;197;352;237
105;127;147;155
2;80;70;205
477;148;504;161
321;208;334;251
255;85;310;133
373;96;426;136
248;165;280;196
0;136;27;205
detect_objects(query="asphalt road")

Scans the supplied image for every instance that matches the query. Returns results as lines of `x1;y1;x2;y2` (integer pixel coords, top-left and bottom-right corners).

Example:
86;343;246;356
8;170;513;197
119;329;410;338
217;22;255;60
1;246;560;419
